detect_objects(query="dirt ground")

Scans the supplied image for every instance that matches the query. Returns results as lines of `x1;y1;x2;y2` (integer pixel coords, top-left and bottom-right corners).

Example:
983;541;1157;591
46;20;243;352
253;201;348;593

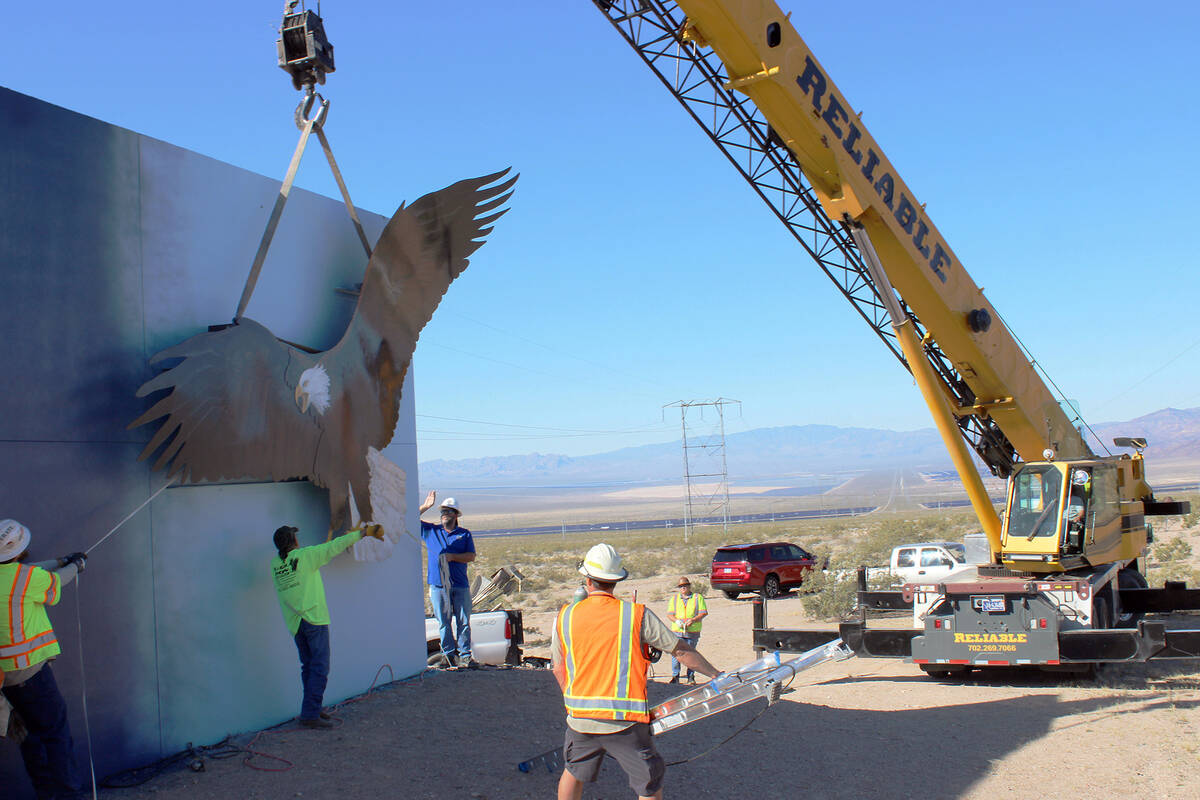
78;574;1200;800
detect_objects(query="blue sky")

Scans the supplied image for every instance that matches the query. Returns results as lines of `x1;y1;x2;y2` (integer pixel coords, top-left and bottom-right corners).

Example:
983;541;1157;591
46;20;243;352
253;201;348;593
10;1;1200;462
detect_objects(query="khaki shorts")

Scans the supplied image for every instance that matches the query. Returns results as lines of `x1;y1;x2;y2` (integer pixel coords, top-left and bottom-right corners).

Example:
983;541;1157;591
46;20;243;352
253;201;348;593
563;722;665;797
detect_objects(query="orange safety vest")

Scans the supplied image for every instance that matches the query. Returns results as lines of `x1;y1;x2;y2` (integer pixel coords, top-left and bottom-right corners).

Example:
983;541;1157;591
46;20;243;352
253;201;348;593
556;594;651;723
0;563;62;671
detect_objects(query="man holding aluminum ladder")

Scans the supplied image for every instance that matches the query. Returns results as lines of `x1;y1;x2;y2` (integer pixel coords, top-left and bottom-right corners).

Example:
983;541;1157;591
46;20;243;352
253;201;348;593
552;543;721;800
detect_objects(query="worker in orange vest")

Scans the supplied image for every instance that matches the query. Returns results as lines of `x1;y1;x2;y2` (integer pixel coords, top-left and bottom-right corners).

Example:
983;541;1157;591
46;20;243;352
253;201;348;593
552;543;721;800
1;519;87;799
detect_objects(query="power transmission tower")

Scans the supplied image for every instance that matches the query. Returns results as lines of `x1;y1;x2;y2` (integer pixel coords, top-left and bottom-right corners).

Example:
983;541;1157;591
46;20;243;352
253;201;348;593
664;398;740;542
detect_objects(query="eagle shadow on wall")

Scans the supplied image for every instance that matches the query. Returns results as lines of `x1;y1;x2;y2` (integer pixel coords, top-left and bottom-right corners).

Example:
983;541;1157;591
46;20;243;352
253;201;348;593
128;169;516;546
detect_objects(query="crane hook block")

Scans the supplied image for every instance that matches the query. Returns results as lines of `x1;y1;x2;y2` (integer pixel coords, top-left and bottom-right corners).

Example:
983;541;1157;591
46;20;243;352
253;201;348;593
277;3;335;90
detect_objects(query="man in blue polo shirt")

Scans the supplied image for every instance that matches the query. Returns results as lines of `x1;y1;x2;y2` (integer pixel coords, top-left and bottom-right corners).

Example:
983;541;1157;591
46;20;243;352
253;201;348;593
419;490;477;669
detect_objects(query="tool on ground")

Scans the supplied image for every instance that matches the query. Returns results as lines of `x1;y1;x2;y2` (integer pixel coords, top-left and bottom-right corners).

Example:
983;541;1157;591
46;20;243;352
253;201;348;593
471;565;525;610
517;638;851;771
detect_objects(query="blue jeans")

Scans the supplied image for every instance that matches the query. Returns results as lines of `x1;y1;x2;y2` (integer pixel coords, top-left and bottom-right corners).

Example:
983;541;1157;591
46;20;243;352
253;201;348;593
671;633;700;680
2;662;82;799
293;619;330;720
429;585;472;661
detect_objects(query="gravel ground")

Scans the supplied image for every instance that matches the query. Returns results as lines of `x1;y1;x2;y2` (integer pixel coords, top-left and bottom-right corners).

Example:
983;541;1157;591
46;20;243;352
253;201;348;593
68;575;1200;800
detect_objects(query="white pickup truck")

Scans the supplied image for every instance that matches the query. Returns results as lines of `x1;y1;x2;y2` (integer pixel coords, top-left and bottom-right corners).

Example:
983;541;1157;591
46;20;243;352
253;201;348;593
887;541;971;584
424;609;523;666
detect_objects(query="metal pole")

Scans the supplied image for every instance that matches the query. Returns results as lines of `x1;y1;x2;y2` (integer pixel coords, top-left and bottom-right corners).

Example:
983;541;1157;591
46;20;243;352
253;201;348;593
679;402;690;543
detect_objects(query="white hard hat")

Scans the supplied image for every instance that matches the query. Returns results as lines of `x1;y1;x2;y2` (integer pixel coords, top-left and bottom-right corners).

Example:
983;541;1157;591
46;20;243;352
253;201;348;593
0;519;31;563
439;498;461;514
579;543;628;582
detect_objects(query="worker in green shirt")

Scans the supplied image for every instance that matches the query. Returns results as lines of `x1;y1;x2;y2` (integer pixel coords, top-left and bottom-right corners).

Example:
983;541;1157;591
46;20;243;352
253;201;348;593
271;523;381;728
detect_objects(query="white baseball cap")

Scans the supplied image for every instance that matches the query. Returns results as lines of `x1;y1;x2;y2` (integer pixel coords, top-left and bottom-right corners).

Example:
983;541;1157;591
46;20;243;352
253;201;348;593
0;519;31;563
578;543;628;582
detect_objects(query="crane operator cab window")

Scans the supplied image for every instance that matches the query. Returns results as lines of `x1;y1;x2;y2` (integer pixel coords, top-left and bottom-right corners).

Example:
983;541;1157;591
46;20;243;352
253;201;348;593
1062;469;1091;553
1007;465;1063;541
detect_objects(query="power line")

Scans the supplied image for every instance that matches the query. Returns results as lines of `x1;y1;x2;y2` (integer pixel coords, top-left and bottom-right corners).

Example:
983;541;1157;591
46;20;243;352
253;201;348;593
1092;335;1200;413
416;413;670;435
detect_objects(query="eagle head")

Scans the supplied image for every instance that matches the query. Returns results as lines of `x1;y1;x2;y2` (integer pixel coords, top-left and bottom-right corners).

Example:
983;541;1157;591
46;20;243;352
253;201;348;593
295;364;332;415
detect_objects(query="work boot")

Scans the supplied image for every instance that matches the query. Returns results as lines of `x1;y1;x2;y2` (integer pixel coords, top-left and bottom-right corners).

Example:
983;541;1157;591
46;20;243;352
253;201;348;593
299;717;334;729
457;656;479;670
319;710;333;720
668;676;679;684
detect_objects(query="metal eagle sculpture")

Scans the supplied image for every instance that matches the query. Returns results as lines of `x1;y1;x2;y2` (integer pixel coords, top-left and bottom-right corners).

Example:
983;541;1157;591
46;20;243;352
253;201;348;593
128;169;516;533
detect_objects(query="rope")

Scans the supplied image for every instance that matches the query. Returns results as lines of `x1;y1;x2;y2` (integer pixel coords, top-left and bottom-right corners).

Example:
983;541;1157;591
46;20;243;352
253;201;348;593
84;479;174;555
74;575;99;800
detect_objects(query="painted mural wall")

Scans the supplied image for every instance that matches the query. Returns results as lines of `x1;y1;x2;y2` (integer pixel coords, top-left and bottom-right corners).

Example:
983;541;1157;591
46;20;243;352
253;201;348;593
0;86;426;786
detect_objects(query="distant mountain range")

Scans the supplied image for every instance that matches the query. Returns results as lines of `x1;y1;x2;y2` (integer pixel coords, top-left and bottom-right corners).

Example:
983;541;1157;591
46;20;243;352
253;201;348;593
417;407;1200;488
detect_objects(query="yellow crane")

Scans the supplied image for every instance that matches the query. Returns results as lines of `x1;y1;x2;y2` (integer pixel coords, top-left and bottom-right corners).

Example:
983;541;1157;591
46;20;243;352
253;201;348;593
593;0;1196;671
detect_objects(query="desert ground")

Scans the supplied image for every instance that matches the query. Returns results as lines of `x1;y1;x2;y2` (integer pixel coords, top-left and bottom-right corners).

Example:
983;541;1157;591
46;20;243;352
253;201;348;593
88;571;1200;800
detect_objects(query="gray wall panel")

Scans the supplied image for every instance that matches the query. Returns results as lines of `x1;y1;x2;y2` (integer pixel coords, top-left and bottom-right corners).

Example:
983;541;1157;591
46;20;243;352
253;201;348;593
0;441;162;773
0;87;146;443
1;88;425;792
137;136;387;356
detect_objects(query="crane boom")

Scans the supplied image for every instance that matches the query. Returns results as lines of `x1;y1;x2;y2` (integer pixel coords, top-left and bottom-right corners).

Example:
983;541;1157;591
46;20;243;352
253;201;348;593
667;0;1088;464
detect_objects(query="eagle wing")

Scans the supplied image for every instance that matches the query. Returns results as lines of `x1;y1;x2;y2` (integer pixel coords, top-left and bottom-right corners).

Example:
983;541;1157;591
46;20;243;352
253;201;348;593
314;168;517;467
128;169;516;523
128;319;324;485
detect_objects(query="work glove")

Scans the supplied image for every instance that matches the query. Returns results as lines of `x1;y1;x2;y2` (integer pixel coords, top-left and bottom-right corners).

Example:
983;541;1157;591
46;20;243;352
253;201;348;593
63;552;87;573
362;523;385;540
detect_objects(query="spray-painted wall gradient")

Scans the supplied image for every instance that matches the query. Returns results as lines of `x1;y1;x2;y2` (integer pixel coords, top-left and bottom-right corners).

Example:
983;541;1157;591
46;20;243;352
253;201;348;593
0;86;426;788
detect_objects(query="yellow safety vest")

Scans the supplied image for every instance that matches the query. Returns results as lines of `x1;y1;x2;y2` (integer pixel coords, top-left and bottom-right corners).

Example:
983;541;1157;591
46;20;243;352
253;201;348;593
0;563;62;671
668;592;705;633
556;595;650;723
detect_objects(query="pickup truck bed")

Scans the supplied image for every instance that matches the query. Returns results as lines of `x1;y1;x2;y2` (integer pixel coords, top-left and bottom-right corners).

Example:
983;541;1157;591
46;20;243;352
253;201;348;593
424;609;524;665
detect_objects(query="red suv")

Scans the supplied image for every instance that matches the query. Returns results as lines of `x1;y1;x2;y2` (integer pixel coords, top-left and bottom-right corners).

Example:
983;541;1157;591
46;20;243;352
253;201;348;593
710;542;817;599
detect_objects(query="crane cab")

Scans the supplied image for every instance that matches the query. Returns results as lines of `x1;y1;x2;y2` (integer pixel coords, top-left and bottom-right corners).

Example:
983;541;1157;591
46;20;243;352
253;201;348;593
999;456;1150;573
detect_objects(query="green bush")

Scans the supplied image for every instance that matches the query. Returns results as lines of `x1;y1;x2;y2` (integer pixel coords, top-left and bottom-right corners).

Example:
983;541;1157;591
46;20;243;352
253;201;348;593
801;558;899;621
1155;538;1194;563
1150;538;1200;586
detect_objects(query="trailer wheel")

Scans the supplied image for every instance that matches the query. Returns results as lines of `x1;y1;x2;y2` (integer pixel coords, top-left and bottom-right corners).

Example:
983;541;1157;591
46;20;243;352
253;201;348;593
1115;568;1148;628
920;665;967;679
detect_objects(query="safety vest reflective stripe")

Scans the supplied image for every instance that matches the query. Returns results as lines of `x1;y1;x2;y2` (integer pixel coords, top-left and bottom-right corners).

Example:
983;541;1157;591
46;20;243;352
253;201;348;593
44;571;59;605
0;629;57;657
563;696;648;713
7;565;31;643
559;603;578;689
615;599;633;700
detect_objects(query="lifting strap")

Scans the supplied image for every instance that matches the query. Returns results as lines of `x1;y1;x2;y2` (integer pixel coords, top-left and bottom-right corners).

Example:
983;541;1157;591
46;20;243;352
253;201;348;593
234;86;373;322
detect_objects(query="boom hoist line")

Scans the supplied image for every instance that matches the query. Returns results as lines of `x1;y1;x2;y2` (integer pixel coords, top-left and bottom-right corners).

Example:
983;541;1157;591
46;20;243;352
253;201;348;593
591;0;1021;478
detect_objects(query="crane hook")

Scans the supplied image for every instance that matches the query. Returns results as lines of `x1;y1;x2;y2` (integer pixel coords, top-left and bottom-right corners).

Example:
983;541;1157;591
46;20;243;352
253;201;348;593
294;85;330;130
